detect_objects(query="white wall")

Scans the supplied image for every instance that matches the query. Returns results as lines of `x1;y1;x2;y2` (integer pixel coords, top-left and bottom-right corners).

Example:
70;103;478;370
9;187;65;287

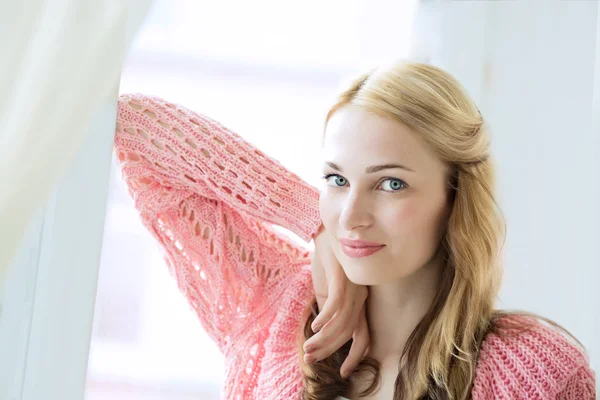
433;0;599;375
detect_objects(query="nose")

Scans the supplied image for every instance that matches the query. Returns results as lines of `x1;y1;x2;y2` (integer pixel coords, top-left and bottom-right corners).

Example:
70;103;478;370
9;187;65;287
339;192;374;232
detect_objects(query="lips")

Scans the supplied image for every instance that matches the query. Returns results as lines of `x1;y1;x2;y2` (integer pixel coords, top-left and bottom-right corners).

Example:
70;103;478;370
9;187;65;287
339;238;385;258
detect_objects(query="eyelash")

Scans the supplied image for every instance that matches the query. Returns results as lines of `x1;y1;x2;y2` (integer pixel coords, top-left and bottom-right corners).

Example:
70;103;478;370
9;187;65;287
321;173;408;193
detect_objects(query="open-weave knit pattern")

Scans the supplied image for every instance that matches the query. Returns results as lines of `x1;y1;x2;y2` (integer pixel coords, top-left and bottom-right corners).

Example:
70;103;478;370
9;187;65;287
114;94;595;399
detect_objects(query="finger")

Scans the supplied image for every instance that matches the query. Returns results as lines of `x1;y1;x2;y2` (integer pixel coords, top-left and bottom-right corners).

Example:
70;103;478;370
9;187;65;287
307;314;359;364
323;243;346;282
311;278;344;332
307;286;366;350
304;293;354;352
304;309;346;353
340;308;370;377
306;301;362;362
315;294;328;316
321;284;366;335
306;288;357;350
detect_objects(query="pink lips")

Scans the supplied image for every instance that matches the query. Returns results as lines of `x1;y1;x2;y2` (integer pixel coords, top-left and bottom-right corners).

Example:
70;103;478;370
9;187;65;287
339;238;385;258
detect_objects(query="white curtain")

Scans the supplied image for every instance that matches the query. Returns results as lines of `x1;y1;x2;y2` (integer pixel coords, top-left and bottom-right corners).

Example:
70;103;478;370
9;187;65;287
0;0;152;281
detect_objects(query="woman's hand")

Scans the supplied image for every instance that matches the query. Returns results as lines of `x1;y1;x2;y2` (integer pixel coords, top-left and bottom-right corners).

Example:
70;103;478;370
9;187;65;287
304;225;370;378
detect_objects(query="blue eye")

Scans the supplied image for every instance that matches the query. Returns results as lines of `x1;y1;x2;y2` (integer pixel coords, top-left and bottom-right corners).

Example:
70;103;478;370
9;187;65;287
322;174;347;187
380;178;407;192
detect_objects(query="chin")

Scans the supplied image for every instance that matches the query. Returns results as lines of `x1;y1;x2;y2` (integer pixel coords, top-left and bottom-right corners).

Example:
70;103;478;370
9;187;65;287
347;276;384;286
342;265;389;286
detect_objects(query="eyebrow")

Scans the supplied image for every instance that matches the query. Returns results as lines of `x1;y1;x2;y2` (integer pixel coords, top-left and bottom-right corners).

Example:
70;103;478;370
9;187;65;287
325;162;415;173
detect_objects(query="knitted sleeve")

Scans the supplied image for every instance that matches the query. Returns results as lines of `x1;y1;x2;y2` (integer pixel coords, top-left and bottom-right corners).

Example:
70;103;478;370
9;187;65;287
472;315;596;400
113;94;321;349
556;364;596;400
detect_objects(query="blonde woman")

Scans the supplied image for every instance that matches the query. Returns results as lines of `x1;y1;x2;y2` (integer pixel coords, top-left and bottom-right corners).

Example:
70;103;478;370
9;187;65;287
114;61;595;399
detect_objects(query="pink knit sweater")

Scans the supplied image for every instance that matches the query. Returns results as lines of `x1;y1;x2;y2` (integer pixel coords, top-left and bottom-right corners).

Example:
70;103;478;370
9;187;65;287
114;94;596;399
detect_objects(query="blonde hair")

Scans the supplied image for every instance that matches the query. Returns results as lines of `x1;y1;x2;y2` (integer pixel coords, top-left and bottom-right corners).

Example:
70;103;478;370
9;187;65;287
300;61;506;400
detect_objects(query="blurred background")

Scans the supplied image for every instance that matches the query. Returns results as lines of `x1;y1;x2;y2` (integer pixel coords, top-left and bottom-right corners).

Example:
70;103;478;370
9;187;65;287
85;0;599;399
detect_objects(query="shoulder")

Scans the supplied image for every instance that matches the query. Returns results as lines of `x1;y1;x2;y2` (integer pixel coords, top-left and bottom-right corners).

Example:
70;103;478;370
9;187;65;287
472;313;595;400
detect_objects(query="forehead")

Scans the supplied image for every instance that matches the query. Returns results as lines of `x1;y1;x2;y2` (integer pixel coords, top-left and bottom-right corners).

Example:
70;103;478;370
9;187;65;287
323;106;440;173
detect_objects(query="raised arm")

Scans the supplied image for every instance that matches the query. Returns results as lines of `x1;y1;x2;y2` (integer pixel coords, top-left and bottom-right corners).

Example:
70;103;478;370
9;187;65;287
115;93;320;240
114;94;321;348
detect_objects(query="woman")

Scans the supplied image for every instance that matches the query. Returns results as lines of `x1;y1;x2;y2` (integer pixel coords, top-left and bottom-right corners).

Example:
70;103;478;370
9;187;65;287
114;61;595;399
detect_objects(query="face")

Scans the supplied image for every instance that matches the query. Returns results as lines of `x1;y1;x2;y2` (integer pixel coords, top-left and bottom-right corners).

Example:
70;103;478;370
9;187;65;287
319;106;451;286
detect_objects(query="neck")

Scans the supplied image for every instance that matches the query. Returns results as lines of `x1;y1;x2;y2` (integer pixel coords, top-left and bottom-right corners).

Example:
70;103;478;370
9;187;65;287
365;249;445;365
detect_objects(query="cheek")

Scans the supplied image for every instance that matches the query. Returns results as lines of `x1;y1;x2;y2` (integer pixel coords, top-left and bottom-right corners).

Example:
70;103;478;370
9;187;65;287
379;199;445;243
318;191;338;230
378;201;416;236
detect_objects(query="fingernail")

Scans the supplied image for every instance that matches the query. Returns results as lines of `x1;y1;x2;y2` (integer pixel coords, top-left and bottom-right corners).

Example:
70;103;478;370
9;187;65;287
312;323;322;332
304;345;315;353
304;355;315;364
